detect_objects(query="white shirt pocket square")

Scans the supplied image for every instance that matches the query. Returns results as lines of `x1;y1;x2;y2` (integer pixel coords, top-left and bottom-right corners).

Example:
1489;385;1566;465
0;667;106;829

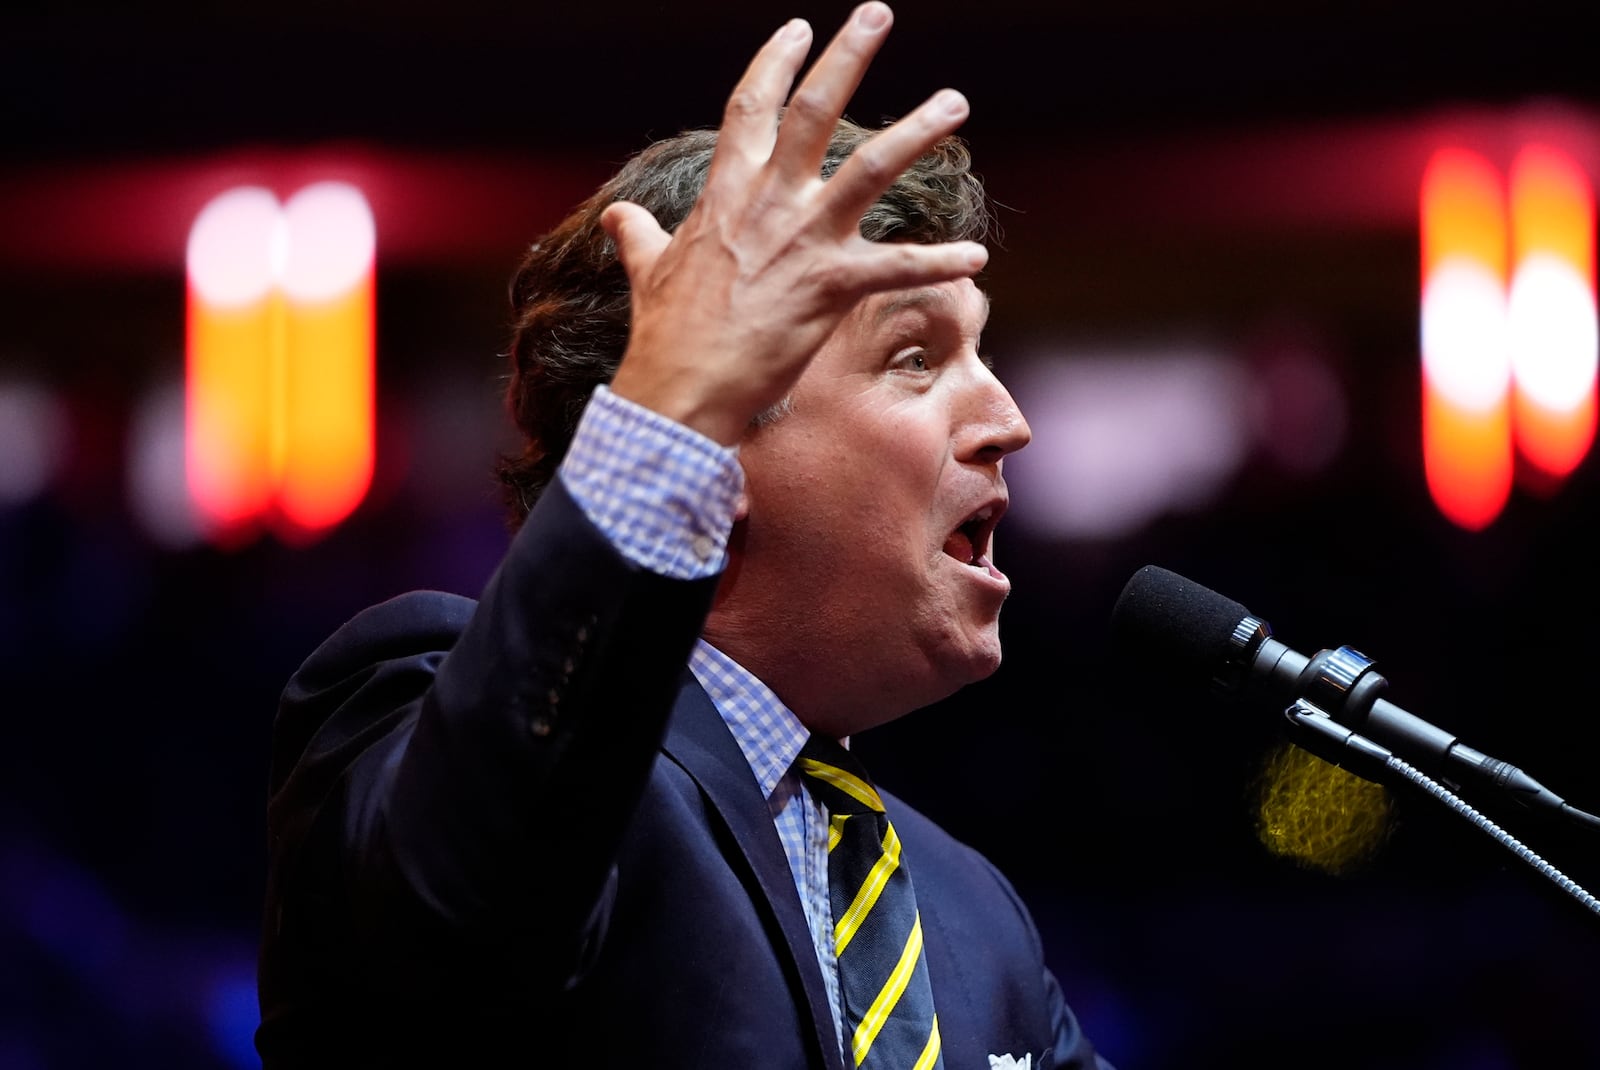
988;1055;1032;1070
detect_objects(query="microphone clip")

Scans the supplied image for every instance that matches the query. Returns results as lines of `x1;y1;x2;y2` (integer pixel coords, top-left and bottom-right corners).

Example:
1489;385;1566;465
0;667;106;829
1282;698;1397;785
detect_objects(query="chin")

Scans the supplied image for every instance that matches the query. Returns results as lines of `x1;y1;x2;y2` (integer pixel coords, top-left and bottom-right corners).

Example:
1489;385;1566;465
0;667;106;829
971;650;1004;682
945;639;1005;689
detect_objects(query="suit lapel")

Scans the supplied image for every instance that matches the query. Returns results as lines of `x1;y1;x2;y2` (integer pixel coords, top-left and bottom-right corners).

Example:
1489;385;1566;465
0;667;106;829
661;675;846;1070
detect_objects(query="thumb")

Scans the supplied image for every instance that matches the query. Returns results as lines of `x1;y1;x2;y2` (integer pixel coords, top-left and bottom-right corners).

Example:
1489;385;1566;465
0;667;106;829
601;200;670;284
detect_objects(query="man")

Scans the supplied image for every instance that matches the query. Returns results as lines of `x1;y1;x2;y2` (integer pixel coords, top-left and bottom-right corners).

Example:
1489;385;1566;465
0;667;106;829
255;4;1115;1068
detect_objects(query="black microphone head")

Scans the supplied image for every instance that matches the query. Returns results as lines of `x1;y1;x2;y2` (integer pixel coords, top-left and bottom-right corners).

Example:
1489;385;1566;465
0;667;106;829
1110;565;1260;697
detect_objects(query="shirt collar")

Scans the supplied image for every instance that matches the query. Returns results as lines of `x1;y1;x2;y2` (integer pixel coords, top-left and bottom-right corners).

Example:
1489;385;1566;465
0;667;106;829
689;639;811;800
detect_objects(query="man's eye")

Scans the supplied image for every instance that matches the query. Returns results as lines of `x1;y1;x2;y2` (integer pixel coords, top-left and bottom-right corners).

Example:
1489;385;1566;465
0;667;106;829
895;349;929;371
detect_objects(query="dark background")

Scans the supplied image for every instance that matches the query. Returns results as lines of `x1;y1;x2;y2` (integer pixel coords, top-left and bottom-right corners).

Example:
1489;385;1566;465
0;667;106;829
4;4;1600;1068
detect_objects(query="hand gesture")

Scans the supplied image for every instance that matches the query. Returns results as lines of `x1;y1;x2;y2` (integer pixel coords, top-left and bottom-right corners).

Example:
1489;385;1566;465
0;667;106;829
603;2;987;445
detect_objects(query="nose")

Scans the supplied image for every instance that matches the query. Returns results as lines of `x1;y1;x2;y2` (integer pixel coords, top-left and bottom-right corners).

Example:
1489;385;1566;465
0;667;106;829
957;358;1031;465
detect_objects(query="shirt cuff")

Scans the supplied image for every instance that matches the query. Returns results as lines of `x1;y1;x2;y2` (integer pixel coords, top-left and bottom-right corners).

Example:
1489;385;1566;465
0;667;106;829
558;385;743;580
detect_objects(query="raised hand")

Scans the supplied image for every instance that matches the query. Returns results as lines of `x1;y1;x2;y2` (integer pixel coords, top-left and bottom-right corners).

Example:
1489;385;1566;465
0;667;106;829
602;1;987;446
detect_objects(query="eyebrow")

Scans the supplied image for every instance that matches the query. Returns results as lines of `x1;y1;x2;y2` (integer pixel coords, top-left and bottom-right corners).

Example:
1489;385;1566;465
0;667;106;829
871;286;992;330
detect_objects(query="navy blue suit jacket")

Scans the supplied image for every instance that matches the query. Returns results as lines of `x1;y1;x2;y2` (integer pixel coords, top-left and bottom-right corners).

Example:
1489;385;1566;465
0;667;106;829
255;480;1111;1069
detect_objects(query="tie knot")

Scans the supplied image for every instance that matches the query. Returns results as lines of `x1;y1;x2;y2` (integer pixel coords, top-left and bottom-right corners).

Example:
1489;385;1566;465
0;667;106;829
798;734;885;817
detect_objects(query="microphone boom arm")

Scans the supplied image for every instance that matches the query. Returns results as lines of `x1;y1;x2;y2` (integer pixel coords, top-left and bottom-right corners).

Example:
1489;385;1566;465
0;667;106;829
1285;698;1600;922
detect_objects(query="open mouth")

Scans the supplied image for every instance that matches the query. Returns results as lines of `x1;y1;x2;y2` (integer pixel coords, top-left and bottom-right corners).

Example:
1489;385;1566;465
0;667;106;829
943;504;1002;567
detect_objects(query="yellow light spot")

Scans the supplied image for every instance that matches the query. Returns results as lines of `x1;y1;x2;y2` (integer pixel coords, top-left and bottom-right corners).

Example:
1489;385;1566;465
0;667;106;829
1253;743;1394;875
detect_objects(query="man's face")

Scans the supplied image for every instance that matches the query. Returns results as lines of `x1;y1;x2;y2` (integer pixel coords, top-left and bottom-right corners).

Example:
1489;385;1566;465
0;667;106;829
706;277;1031;736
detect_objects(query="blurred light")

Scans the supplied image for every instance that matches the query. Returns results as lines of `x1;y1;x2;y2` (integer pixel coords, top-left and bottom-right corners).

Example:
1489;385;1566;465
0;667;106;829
0;380;69;506
186;187;283;307
1420;148;1512;531
5;845;132;981
275;182;376;541
186;187;281;541
1421;262;1511;409
205;960;263;1070
1253;743;1393;875
1;838;262;1057
1007;349;1249;540
279;182;375;302
184;183;375;548
1507;145;1596;483
127;381;207;550
1245;337;1348;475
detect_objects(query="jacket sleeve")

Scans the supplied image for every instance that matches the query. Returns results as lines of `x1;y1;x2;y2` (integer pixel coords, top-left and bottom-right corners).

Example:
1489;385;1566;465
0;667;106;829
260;479;721;999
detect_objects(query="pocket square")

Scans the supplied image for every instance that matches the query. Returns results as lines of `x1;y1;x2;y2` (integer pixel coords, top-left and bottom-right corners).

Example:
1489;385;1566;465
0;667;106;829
988;1055;1031;1070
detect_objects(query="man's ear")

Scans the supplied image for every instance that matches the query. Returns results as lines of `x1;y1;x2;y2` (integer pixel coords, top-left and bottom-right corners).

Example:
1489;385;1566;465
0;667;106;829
732;491;750;523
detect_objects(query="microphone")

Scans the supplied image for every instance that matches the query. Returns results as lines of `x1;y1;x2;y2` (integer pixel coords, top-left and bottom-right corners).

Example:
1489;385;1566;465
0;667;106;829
1110;564;1574;819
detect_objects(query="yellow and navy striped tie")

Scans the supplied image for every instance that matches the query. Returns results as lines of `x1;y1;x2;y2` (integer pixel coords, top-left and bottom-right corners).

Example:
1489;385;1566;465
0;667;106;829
799;734;944;1070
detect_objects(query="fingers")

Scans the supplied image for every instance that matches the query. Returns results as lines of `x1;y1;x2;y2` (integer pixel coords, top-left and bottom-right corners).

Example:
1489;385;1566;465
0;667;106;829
706;17;815;185
817;87;971;228
842;235;989;297
601;201;670;283
710;2;963;229
768;2;894;179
